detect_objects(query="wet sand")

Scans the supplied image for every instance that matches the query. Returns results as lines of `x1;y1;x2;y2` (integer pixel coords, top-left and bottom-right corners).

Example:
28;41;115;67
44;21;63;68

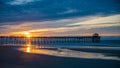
69;48;120;57
0;46;120;68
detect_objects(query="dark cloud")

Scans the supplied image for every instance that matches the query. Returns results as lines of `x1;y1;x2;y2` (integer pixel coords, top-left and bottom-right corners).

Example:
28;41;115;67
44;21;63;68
0;0;120;23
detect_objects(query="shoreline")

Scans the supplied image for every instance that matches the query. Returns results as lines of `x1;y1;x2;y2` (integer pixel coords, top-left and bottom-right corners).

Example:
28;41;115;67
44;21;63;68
0;46;120;68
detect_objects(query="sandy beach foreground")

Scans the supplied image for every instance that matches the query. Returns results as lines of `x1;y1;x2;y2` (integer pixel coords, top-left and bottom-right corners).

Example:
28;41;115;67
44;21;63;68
0;46;120;68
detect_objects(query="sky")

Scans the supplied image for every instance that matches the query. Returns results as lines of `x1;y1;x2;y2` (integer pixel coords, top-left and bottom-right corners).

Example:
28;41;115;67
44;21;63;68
0;0;120;36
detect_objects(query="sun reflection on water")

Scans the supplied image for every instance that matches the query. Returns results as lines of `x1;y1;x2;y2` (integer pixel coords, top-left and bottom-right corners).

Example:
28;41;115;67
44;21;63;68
26;46;31;53
18;45;120;61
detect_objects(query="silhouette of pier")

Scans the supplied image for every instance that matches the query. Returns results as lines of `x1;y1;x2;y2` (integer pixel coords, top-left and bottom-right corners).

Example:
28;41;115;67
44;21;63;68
0;33;100;45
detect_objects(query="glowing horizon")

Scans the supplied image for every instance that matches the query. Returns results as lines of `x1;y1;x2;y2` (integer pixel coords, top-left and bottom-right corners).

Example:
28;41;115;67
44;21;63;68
24;32;31;38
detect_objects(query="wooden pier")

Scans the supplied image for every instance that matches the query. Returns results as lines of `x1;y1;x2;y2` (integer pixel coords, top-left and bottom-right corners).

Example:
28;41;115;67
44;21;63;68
0;33;100;45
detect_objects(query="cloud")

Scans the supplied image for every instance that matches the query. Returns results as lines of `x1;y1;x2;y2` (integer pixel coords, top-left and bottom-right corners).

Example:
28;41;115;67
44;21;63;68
58;9;78;15
66;14;120;29
0;13;120;36
0;0;119;23
7;0;40;5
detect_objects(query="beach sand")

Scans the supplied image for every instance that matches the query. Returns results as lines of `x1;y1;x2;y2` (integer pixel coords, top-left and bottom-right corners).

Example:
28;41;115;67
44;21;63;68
0;46;120;68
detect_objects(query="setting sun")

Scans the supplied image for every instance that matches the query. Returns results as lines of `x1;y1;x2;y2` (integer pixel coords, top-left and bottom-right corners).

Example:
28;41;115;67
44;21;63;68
24;32;31;38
